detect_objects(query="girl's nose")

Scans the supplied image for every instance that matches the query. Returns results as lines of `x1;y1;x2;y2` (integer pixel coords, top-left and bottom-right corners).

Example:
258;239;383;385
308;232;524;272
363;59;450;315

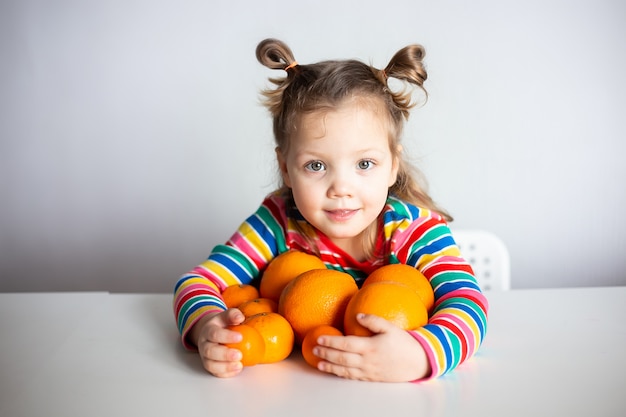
327;172;353;198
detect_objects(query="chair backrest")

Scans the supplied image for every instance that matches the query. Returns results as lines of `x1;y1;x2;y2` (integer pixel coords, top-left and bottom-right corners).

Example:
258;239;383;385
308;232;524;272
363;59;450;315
451;229;511;291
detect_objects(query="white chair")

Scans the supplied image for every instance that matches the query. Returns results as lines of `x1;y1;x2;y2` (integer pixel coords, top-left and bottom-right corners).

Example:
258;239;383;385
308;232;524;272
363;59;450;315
451;229;511;291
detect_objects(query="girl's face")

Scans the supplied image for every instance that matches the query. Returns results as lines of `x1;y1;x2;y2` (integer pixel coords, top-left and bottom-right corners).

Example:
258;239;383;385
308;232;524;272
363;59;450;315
278;98;399;259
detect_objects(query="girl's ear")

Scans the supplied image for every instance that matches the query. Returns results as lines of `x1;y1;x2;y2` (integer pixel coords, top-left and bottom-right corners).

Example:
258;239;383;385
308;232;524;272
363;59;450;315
276;147;292;188
388;144;402;187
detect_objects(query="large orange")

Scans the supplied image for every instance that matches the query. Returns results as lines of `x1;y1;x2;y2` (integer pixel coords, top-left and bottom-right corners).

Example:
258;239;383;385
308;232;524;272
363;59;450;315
279;269;358;343
260;251;327;302
222;284;259;309
362;264;435;312
224;324;265;367
344;281;428;337
238;298;278;317
244;312;294;363
301;325;343;369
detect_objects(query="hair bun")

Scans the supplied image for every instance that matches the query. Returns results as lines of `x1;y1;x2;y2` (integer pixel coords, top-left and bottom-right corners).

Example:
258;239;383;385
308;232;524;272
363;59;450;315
256;38;297;71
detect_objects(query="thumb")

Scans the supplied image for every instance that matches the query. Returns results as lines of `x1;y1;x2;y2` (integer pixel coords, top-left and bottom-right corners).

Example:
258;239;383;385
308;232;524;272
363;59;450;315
224;308;245;326
356;313;396;335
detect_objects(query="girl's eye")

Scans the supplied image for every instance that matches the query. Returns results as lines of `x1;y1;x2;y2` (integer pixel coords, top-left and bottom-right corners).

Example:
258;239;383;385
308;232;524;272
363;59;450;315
357;160;374;170
305;161;326;172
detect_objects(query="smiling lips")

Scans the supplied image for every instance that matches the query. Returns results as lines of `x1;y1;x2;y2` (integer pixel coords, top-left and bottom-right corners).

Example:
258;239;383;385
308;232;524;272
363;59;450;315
325;209;358;222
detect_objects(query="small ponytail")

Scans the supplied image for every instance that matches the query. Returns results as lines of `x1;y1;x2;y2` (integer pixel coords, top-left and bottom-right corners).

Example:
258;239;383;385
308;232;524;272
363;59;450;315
256;38;301;120
256;38;298;72
384;44;427;87
382;44;429;119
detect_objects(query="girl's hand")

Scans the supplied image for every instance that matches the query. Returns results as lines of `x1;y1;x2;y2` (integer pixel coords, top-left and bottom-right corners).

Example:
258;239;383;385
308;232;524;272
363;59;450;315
189;308;246;377
313;313;431;382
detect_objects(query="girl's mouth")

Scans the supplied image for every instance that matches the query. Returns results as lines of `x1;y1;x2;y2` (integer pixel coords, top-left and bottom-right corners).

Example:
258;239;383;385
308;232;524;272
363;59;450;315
325;209;358;222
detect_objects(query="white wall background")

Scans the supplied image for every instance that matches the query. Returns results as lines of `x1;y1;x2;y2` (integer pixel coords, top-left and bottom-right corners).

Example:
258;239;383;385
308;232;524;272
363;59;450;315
1;0;625;292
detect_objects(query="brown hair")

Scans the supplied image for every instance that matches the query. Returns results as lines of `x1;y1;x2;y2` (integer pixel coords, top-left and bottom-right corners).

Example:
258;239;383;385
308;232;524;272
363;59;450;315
256;39;452;256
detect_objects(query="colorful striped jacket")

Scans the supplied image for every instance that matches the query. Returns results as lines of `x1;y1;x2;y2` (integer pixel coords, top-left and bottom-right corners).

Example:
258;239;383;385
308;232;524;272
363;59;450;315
173;192;488;380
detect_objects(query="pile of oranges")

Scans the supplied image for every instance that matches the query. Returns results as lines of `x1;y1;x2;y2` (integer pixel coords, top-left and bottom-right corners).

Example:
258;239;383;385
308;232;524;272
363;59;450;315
221;251;434;371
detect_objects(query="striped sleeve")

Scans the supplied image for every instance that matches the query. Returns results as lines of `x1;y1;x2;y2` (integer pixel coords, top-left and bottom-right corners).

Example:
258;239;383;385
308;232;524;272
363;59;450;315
173;196;289;349
385;202;488;379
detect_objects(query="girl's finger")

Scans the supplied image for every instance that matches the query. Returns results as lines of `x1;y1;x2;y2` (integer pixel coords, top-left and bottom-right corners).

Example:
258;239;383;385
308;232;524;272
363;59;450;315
201;341;242;362
203;358;243;378
314;346;362;368
317;360;368;381
225;308;245;325
355;313;396;334
316;333;369;353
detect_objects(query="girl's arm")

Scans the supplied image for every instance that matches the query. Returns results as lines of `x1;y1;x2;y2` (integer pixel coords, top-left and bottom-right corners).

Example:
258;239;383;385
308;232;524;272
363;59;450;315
400;216;488;380
173;195;290;349
311;212;487;382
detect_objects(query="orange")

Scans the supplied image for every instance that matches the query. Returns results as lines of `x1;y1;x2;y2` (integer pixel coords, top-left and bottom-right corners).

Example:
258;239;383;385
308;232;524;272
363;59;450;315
279;269;358;343
222;284;260;309
238;298;278;317
224;324;265;367
362;264;435;312
244;312;294;363
301;325;343;369
344;281;429;337
260;250;327;302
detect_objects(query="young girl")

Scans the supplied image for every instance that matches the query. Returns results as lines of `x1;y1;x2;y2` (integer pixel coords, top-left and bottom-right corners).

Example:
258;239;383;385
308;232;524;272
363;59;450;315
174;38;488;382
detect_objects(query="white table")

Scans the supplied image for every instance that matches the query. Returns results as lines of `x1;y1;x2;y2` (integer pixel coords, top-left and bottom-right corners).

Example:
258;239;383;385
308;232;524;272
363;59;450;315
1;288;625;417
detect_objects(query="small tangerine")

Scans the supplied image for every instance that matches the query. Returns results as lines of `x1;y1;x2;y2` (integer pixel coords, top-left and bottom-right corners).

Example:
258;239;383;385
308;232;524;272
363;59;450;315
224;324;265;367
238;298;278;317
222;284;260;309
301;325;343;369
244;312;294;363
